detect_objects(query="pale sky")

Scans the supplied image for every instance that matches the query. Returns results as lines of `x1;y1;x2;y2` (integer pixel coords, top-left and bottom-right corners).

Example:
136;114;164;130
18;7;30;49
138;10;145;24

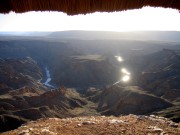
0;7;180;32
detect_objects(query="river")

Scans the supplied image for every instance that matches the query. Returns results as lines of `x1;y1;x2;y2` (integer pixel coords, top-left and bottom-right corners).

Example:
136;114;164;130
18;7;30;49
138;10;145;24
43;67;55;88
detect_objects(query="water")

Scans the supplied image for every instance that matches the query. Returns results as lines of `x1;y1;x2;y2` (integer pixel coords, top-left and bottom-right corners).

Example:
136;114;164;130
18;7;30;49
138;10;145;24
113;56;131;85
115;56;123;62
121;68;130;75
43;67;54;88
121;75;130;82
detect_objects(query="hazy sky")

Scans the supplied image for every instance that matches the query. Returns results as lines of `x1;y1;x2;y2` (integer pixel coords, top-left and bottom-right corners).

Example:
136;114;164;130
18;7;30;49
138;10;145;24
0;7;180;32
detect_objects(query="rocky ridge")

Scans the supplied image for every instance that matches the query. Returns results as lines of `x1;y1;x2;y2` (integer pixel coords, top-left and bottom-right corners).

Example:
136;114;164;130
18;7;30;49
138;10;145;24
0;57;45;95
96;85;172;116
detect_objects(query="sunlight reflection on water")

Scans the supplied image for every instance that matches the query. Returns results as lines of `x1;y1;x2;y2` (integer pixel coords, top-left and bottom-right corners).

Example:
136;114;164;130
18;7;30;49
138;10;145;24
113;55;131;85
121;68;131;75
115;56;123;62
121;68;131;82
122;75;130;82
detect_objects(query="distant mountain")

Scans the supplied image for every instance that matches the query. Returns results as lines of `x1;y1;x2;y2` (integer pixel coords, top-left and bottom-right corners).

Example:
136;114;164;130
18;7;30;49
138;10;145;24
48;31;180;42
1;31;180;42
0;32;51;36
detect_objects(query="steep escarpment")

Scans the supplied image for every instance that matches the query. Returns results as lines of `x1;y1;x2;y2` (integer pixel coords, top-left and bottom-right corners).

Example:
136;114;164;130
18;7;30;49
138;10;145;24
50;54;120;87
0;40;121;88
134;49;180;102
122;49;180;122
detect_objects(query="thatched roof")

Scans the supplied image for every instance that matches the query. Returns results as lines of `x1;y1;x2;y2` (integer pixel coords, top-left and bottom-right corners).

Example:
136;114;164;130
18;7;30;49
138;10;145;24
0;0;180;15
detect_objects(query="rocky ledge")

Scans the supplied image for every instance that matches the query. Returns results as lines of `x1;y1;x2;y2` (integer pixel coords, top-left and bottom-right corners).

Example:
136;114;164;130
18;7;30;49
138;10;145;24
2;114;179;135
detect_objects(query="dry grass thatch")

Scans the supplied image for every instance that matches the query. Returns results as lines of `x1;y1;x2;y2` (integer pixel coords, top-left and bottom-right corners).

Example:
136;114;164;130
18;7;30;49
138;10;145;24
0;0;180;15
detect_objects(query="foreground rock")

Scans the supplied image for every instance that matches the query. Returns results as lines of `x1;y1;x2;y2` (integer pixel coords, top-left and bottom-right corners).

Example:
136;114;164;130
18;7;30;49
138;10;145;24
2;115;179;135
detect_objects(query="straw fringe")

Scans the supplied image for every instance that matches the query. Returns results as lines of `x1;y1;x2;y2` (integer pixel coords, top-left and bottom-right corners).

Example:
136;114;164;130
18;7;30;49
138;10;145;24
0;0;180;15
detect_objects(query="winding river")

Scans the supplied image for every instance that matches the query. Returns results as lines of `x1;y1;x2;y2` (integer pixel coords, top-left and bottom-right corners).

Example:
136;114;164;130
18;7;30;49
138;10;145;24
43;67;54;88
